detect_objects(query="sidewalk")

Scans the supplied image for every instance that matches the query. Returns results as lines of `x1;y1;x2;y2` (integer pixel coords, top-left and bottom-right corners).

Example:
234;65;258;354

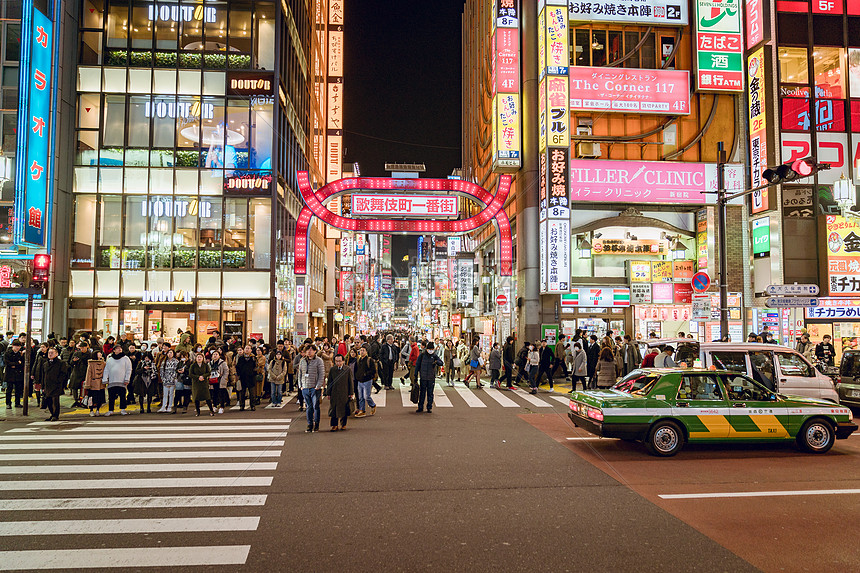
2;392;169;423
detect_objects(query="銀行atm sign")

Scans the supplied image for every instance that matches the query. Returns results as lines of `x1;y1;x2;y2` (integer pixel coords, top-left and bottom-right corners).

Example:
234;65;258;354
694;0;744;93
14;3;56;248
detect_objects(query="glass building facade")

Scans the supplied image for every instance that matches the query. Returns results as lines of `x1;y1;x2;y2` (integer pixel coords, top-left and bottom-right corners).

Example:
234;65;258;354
67;0;316;344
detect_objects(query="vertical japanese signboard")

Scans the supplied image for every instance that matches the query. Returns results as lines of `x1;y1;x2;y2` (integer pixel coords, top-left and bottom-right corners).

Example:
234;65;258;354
745;0;767;50
493;94;522;171
539;1;570;294
748;47;768;213
491;0;521;173
326;0;344;183
456;257;474;305
693;0;744;92
15;4;55;247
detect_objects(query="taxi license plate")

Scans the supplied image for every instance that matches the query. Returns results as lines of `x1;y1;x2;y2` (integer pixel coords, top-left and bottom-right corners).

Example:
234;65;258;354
850;390;860;398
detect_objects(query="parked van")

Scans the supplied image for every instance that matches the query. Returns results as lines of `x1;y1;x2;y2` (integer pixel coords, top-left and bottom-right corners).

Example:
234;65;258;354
836;348;860;407
642;340;839;403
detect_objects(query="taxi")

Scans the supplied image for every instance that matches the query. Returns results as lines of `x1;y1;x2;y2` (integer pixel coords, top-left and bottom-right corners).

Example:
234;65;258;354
567;368;857;457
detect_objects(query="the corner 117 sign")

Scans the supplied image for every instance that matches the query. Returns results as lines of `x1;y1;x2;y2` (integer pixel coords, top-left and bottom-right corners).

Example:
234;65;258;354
694;0;744;92
15;3;55;247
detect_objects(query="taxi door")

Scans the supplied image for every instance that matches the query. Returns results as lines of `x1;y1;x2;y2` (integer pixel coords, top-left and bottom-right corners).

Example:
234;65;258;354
721;374;789;438
673;374;729;439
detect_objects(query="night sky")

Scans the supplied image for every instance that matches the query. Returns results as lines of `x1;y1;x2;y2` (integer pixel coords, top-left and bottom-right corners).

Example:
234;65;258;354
343;1;465;178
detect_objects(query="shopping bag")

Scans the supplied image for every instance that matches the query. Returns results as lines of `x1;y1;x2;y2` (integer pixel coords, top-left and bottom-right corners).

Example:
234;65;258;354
409;383;419;404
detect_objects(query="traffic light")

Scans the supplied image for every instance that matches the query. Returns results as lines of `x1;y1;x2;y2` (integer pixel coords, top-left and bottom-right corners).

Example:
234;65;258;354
761;157;830;184
32;254;51;283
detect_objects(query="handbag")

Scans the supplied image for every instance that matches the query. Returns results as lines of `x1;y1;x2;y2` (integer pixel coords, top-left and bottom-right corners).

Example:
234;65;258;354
409;382;419;404
470;359;479;368
453;358;462;368
478;356;485;367
82;395;92;407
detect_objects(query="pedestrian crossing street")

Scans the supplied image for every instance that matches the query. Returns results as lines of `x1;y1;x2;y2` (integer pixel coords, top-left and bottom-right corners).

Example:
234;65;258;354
0;418;289;570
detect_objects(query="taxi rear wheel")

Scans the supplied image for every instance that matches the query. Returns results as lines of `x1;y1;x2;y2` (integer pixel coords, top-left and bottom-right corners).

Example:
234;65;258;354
645;420;684;457
797;418;835;454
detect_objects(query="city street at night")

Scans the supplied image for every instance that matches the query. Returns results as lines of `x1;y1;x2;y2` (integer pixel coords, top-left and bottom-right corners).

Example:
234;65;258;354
0;378;858;571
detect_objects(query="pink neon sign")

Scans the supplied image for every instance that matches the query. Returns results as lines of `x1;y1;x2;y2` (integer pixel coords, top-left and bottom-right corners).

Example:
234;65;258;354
351;194;458;217
294;173;513;276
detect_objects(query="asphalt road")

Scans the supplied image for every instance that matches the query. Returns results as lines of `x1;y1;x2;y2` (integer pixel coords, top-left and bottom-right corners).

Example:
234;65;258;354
0;377;766;572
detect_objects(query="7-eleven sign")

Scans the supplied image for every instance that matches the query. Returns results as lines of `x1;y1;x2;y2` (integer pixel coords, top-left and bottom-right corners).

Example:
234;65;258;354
562;288;631;308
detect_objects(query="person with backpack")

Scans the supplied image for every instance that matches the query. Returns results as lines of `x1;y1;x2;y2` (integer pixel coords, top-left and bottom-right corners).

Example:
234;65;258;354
514;342;530;386
414;342;443;413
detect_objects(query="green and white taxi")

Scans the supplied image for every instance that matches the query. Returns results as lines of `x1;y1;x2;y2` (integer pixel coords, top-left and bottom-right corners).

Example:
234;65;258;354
567;368;857;456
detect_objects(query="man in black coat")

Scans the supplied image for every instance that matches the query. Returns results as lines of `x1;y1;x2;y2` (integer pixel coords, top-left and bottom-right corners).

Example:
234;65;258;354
585;335;600;387
536;340;555;390
379;334;399;391
4;340;24;408
414;342;442;413
502;336;516;389
40;347;68;422
235;345;258;411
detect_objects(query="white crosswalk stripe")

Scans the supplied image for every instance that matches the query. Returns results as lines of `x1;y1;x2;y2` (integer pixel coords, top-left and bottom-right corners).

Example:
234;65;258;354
0;418;289;570
381;380;570;409
432;384;454;407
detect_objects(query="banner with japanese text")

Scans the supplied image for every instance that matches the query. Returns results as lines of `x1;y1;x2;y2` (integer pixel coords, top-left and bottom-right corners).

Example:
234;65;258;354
15;4;55;247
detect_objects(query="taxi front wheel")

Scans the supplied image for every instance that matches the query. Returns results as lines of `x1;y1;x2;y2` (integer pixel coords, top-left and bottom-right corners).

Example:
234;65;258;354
645;420;685;457
797;418;835;454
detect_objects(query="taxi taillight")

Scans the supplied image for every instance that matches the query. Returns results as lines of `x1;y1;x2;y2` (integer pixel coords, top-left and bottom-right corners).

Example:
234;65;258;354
587;407;604;422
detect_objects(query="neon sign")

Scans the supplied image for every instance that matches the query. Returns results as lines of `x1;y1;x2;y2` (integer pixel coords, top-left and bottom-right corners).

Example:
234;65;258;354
14;3;55;247
294;173;514;276
148;5;217;23
351;194;458;217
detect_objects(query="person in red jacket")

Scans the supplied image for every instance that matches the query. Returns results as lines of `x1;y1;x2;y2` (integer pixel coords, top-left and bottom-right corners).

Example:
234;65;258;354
408;339;420;385
641;348;659;368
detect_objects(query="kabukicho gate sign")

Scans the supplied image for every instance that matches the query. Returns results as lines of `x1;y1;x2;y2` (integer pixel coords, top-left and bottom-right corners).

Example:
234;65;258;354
294;172;513;276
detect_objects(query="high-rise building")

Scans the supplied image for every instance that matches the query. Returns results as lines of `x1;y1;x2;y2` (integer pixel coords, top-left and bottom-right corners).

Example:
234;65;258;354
462;0;750;342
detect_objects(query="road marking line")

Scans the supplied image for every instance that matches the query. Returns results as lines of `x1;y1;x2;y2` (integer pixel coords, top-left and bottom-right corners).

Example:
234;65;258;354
0;450;280;461
264;403;286;409
566;437;605;441
0;495;268;511
0;517;260;536
0;545;251;569
454;386;486;407
483;387;519;407
0;432;287;441
8;425;291;433
432;385;453;407
0;440;285;450
26;419;292;426
0;477;273;490
511;388;553;407
400;382;413;407
658;488;860;500
0;462;278;474
550;396;570;405
373;386;386;407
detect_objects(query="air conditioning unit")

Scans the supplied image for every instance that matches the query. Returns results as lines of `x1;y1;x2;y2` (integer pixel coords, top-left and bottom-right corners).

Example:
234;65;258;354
576;141;601;158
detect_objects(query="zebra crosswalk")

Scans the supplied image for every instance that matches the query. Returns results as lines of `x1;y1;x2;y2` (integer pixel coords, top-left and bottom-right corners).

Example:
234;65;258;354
388;380;564;409
0;418;289;570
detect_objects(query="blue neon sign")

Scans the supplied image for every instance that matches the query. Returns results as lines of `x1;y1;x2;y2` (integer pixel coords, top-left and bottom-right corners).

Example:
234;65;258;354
14;4;54;247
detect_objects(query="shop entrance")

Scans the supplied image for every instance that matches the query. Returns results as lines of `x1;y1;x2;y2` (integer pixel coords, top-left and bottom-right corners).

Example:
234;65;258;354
144;306;194;345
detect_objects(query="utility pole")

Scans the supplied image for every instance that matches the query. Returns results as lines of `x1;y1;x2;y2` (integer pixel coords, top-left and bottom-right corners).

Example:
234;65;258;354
716;142;729;339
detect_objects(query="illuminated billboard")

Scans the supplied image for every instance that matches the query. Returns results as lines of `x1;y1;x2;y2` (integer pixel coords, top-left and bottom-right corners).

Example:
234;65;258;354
491;0;521;173
15;3;56;247
493;93;522;172
568;0;688;25
350;195;458;217
569;67;690;114
694;0;744;92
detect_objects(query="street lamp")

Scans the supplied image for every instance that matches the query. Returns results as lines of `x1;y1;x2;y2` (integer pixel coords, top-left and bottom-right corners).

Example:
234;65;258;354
834;175;854;212
669;237;688;260
577;234;592;259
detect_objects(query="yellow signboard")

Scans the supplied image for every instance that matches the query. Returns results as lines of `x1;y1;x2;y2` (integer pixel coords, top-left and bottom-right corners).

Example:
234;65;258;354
651;261;673;282
630;261;651;282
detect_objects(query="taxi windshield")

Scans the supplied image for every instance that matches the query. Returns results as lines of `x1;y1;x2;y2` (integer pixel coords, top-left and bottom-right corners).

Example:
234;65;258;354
630;375;661;397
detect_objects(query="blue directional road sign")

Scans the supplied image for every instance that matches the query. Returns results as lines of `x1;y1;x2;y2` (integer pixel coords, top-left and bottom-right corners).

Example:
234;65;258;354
765;297;819;308
765;284;820;296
